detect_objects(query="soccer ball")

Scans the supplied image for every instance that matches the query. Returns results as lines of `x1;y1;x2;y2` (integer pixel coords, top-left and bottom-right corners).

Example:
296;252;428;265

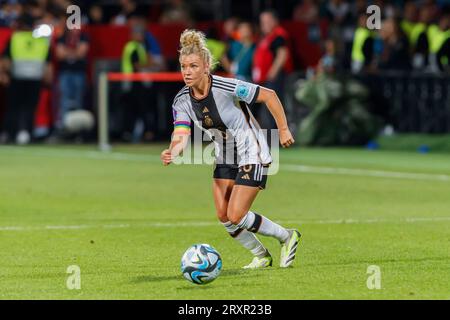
181;244;222;285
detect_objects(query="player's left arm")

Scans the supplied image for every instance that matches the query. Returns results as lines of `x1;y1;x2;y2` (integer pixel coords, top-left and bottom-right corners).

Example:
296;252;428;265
256;87;295;148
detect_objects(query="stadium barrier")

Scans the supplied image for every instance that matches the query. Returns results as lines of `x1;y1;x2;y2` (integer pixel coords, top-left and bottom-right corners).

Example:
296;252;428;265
98;72;186;151
358;72;450;133
287;72;450;137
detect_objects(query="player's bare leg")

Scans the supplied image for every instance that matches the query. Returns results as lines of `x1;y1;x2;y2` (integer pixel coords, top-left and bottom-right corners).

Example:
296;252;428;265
213;179;269;267
212;178;235;223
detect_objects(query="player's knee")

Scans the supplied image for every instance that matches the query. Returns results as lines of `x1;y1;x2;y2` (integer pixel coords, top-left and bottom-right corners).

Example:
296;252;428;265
226;208;244;225
227;215;241;225
216;209;228;223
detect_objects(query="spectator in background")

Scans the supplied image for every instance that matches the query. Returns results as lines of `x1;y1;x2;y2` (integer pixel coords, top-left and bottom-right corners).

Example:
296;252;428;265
111;0;139;25
378;17;411;71
422;0;440;19
55;24;89;130
0;13;52;145
204;27;226;70
25;0;44;21
325;0;353;69
128;14;165;71
127;15;165;140
317;38;338;75
401;1;418;44
0;1;22;27
351;13;375;74
88;3;104;25
429;13;450;73
222;16;240;43
372;0;397;19
159;0;193;26
349;0;368;21
411;5;435;70
120;22;163;142
222;21;256;81
33;1;75;26
219;16;240;69
253;9;293;129
292;0;319;24
325;0;351;27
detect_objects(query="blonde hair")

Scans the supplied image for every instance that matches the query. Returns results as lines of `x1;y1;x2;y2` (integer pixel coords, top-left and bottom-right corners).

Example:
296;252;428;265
179;29;215;71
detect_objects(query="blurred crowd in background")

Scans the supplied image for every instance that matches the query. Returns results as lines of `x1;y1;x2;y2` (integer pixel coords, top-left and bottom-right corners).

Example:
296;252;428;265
0;0;449;145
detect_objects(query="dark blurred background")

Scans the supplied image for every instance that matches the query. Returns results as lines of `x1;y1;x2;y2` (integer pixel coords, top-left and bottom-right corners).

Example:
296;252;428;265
0;0;449;146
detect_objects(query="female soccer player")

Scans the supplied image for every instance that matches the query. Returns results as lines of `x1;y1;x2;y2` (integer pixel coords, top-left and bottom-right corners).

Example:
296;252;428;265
160;29;301;269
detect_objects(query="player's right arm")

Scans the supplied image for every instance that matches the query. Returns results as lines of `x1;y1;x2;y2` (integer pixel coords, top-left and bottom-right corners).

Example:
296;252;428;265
161;129;190;166
161;104;191;166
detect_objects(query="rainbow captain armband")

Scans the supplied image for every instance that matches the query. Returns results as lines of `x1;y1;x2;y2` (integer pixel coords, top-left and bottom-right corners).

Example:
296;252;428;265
173;121;191;135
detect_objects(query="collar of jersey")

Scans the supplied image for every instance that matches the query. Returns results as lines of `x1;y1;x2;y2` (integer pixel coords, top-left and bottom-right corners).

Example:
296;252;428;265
189;74;213;102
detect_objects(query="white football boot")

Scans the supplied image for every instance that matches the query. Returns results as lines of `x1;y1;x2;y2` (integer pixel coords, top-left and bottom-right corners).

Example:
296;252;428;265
242;252;273;269
280;229;301;268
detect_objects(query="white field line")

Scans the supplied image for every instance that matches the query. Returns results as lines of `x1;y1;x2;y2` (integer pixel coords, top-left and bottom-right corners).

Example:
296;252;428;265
1;146;450;182
0;146;160;162
283;164;450;182
0;217;449;232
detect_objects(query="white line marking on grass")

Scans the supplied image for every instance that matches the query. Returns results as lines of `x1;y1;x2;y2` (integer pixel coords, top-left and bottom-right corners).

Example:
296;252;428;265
280;216;450;224
2;146;450;182
1;217;449;232
283;164;450;182
0;146;159;162
45;225;91;230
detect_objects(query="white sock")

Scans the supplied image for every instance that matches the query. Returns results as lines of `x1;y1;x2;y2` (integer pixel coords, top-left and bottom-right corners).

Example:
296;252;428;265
222;221;267;258
237;211;290;243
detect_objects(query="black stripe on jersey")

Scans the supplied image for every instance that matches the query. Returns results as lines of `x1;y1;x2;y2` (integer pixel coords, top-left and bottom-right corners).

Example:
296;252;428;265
214;77;237;87
212;84;235;93
175;86;188;94
239;101;251;123
213;78;236;87
174;87;189;100
214;79;236;90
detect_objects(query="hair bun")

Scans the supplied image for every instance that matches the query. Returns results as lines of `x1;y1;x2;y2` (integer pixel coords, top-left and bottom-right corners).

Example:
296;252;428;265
180;29;206;49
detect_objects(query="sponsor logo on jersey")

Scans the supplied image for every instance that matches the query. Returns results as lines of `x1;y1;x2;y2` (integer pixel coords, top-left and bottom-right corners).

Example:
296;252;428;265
202;107;209;113
241;174;251;180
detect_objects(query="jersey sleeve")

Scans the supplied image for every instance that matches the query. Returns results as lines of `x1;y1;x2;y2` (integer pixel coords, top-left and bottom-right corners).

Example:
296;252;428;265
172;100;191;136
232;79;260;106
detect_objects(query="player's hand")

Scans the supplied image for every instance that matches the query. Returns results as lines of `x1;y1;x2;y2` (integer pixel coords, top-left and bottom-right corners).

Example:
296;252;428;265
160;149;173;166
279;128;295;148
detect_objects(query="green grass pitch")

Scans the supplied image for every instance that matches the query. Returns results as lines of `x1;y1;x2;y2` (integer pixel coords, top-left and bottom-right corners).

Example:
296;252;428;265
0;144;449;299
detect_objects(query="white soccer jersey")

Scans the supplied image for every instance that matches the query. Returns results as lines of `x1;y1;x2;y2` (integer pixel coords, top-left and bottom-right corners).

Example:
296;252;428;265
172;75;273;167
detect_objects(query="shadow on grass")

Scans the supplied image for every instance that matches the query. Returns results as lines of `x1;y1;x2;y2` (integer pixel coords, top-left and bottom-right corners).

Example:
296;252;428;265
131;267;273;284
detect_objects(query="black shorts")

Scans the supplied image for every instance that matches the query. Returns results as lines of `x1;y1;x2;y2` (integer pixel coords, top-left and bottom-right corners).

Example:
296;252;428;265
213;163;269;190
